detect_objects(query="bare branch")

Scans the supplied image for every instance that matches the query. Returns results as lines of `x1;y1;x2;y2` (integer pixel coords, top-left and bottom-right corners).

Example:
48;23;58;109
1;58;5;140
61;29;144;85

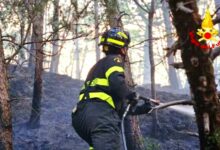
129;37;160;48
78;0;93;18
3;31;92;64
133;0;149;13
152;100;193;110
170;62;184;69
71;0;93;20
176;2;193;13
140;0;150;11
164;41;180;57
3;19;32;65
212;6;220;18
3;32;91;47
130;60;143;64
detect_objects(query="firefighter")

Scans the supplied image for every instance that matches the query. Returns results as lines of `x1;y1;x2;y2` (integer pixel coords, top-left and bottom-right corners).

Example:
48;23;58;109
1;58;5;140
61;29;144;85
71;27;152;150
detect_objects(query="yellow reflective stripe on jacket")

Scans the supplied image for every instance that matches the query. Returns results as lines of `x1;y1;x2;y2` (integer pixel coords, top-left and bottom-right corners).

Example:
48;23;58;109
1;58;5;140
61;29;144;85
81;78;109;90
79;92;115;108
79;94;84;100
107;38;125;46
105;66;124;79
90;78;109;86
100;37;105;42
89;147;94;150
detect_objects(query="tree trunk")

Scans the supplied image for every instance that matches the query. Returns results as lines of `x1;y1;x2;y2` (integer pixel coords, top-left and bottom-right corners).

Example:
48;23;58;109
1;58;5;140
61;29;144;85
137;9;150;85
72;0;80;79
0;29;12;150
103;0;120;27
50;0;60;73
148;0;159;137
29;0;45;128
168;0;220;149
28;26;36;72
162;1;179;89
104;0;144;149
215;0;220;31
94;0;100;62
75;29;80;79
148;0;155;100
143;29;150;84
19;6;26;65
124;56;145;150
28;0;36;72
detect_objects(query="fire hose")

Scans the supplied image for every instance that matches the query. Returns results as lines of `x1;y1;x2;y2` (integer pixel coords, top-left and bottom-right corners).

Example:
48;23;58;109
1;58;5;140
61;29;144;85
121;96;160;150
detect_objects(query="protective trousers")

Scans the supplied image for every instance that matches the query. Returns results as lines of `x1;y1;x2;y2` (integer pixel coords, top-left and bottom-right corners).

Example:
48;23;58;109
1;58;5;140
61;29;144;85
72;100;121;150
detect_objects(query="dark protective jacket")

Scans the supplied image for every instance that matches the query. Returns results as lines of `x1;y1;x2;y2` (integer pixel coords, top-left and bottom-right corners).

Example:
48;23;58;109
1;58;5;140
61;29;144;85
72;54;152;150
79;54;133;113
72;54;133;150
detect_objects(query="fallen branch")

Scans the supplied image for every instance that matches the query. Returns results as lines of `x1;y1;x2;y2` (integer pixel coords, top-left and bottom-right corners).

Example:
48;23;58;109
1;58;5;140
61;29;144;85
152;100;193;111
178;131;199;137
10;97;31;102
176;1;193;13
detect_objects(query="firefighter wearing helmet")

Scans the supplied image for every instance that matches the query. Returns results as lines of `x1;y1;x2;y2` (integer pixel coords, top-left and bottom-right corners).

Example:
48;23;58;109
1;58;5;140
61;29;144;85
71;27;152;150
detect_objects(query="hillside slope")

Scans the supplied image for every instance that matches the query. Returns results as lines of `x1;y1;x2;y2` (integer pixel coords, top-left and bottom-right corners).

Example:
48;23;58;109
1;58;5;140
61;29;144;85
9;67;199;150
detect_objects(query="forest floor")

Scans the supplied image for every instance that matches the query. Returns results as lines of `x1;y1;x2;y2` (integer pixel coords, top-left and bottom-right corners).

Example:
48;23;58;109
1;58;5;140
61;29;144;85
9;66;199;150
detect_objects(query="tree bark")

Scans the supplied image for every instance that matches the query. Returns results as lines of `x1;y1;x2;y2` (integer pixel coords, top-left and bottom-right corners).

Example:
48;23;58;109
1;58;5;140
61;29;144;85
148;0;155;100
103;0;120;27
27;0;36;72
50;0;60;73
215;0;220;30
0;29;12;150
29;0;45;128
124;56;145;150
147;0;159;137
28;25;36;72
168;0;220;149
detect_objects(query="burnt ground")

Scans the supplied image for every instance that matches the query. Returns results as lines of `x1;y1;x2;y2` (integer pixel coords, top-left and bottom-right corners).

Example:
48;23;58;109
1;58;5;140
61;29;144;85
9;66;199;150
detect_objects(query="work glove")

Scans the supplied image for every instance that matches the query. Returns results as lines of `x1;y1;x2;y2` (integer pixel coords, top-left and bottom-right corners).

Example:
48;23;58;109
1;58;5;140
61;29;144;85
130;100;153;115
126;91;140;106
